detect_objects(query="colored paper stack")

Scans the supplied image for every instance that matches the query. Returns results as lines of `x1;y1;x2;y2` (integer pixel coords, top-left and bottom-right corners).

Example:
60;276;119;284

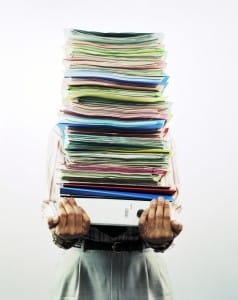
57;29;178;209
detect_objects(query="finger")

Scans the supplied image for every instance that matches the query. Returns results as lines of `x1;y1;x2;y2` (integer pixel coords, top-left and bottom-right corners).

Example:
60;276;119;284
82;211;91;234
155;197;164;228
62;198;76;234
75;206;84;234
68;198;90;234
148;199;157;223
47;216;59;229
138;208;149;229
163;200;171;230
69;198;91;235
58;201;67;232
68;197;77;206
171;220;183;237
75;204;87;215
67;198;82;234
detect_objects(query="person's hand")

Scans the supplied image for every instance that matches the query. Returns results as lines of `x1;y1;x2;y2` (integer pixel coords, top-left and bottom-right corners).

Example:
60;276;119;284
47;197;91;240
139;197;183;245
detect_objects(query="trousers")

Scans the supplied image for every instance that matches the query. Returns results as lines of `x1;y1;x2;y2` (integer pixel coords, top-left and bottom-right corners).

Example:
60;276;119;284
51;246;173;300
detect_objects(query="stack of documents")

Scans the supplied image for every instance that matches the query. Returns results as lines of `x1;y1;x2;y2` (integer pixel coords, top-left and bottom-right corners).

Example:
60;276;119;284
57;29;178;222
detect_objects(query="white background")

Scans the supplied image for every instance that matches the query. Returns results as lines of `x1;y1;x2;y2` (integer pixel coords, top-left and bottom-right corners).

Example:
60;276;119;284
0;0;238;299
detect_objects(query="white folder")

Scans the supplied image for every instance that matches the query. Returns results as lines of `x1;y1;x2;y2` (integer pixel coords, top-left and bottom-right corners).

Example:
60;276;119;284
75;198;151;226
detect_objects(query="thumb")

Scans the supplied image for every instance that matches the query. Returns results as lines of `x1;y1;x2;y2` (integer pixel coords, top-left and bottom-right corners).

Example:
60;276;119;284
171;220;183;237
48;216;59;229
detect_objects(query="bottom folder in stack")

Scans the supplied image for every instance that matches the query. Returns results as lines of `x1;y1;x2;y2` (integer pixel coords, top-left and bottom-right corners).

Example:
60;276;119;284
60;187;174;226
73;198;156;226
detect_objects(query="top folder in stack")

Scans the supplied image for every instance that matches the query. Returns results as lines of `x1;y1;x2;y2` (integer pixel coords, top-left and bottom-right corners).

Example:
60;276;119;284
57;28;178;207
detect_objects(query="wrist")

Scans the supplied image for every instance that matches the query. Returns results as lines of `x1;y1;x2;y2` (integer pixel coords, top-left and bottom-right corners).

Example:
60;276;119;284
147;239;174;253
52;231;79;249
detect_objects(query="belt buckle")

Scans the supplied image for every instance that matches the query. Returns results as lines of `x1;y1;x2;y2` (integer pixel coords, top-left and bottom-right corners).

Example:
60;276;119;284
112;241;122;253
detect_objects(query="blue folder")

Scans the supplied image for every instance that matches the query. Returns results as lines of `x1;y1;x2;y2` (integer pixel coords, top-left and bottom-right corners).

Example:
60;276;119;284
64;71;169;86
58;118;165;131
60;187;174;202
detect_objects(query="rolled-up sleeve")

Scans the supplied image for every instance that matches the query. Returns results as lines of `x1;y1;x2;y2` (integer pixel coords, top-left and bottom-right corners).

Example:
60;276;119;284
41;126;64;219
47;126;64;202
169;136;182;217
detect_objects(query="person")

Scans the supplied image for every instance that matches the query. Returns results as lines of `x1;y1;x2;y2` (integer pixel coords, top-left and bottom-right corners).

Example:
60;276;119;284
43;126;183;300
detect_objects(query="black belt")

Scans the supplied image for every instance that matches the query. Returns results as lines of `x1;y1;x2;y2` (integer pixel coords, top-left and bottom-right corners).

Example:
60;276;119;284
83;239;145;253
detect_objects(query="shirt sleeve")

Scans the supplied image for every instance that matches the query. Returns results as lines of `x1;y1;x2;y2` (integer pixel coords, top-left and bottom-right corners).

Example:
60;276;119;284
169;135;182;219
47;126;64;201
41;126;64;219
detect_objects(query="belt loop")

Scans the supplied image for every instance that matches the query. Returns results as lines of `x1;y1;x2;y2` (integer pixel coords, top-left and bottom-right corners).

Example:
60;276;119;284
82;240;86;252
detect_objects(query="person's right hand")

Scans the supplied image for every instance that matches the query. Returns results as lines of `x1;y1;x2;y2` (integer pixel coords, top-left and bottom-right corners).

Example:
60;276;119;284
47;197;91;240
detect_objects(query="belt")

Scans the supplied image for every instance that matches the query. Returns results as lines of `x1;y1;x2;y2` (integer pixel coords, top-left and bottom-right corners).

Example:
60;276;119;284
82;239;145;253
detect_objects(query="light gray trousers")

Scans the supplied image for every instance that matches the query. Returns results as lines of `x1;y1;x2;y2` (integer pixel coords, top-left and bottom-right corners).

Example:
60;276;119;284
51;247;173;300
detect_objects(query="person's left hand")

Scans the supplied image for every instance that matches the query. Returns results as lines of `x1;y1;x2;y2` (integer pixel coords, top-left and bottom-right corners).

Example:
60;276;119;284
139;197;183;245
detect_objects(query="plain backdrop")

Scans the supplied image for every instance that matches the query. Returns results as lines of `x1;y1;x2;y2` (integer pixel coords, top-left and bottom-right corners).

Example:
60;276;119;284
0;1;238;299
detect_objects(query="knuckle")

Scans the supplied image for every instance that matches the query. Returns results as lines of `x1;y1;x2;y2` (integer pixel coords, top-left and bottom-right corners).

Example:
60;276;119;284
61;199;68;205
69;229;76;235
153;233;161;239
163;232;173;239
76;207;83;214
85;218;90;225
69;198;76;204
59;211;66;218
68;212;74;218
58;229;65;235
157;201;164;206
76;210;83;216
168;233;174;239
64;229;71;235
75;229;82;235
81;230;87;236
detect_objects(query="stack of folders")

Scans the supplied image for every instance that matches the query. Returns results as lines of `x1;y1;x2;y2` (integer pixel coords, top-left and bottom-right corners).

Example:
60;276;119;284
57;29;179;225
